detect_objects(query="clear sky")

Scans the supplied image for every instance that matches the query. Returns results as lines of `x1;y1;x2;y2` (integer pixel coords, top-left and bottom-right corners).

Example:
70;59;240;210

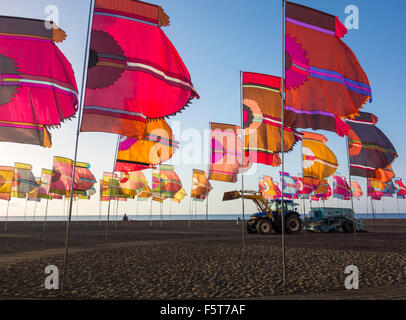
1;0;405;218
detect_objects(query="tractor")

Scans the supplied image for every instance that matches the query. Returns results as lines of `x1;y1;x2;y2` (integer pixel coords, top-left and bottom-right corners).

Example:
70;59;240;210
222;190;302;235
303;207;365;233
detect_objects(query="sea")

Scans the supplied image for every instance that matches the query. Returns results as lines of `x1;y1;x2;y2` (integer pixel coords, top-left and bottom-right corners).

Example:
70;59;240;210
3;213;406;222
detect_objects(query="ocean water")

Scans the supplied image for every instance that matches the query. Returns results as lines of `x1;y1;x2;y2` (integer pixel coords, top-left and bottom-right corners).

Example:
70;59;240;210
3;213;406;222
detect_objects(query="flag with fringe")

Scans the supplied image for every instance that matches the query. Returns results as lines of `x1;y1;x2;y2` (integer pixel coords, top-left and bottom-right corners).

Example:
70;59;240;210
347;112;397;179
119;170;147;197
0;16;78;147
81;0;199;138
332;175;351;200
159;164;182;199
10;163;38;198
394;178;406;199
209;122;249;183
242;72;299;166
263;175;281;200
302;131;338;188
351;181;363;198
0;166;14;200
284;1;371;135
191;169;212;200
115;119;178;172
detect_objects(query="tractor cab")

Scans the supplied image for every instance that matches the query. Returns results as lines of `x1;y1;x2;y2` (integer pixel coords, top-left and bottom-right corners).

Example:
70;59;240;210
268;199;298;214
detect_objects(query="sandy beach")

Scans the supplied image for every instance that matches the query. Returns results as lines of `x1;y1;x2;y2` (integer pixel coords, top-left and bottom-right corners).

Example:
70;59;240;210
0;218;406;300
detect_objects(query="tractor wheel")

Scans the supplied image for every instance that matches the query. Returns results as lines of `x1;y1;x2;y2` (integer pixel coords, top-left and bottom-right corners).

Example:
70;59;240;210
256;219;272;235
342;220;355;233
285;214;302;234
246;222;257;234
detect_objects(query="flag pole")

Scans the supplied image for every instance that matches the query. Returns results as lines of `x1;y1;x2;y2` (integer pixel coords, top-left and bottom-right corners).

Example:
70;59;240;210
239;71;246;256
32;198;38;227
76;197;79;224
115;198;119;230
98;197;102;226
43;198;50;231
345;135;357;241
23;197;28;224
4;200;10;232
300;143;307;239
160;200;163;228
149;195;153;226
280;0;287;286
106;135;120;243
61;0;95;294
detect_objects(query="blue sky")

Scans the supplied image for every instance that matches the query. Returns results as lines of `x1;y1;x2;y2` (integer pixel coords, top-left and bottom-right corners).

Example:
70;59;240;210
1;0;405;217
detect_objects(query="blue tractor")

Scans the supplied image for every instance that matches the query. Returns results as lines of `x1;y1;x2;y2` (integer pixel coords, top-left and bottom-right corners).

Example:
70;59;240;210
222;190;302;235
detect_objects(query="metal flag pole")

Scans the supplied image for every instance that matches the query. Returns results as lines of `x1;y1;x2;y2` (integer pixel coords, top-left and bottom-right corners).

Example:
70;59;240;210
396;194;400;214
280;0;287;286
382;197;386;223
300;144;307;239
4;200;10;232
345;133;357;242
188;196;192;228
149;196;153;226
43;198;50;231
205;196;209;240
32;198;38;228
106;135;120;242
239;71;246;256
61;0;95;294
76;198;79;225
23;197;28;224
115;198;119;230
98;197;102;226
160;200;163;228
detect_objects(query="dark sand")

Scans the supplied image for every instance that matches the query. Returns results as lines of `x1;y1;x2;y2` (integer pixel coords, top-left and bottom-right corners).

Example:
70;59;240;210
0;218;406;299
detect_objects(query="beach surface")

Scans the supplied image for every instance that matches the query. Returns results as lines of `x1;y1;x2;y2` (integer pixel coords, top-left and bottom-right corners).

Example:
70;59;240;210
0;218;406;299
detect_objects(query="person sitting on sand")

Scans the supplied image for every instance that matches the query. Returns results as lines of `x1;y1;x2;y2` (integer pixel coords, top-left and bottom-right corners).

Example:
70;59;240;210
122;214;129;226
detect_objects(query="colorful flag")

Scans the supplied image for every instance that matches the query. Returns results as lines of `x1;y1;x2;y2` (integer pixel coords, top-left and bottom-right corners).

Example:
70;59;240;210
101;172;120;201
311;179;331;201
119;171;147;197
115;119;178;172
351;181;363;198
284;2;371;135
332;175;351;200
302;131;338;187
0;166;15;200
347;112;397;179
382;180;395;198
172;187;187;203
81;0;198;138
242;72;299;166
191;169;212;200
0;121;52;147
49;156;73;195
138;184;152;199
263;175;281;200
151;168;161;198
72;162;97;195
27;178;41;202
280;172;299;199
37;169;53;199
159;164;182;199
367;178;385;200
10;163;38;198
209;122;249;183
259;177;264;194
394;178;406;199
374;165;395;183
0;16;78;146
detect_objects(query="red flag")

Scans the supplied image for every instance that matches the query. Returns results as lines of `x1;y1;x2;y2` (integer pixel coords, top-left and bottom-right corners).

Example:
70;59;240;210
81;0;199;138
